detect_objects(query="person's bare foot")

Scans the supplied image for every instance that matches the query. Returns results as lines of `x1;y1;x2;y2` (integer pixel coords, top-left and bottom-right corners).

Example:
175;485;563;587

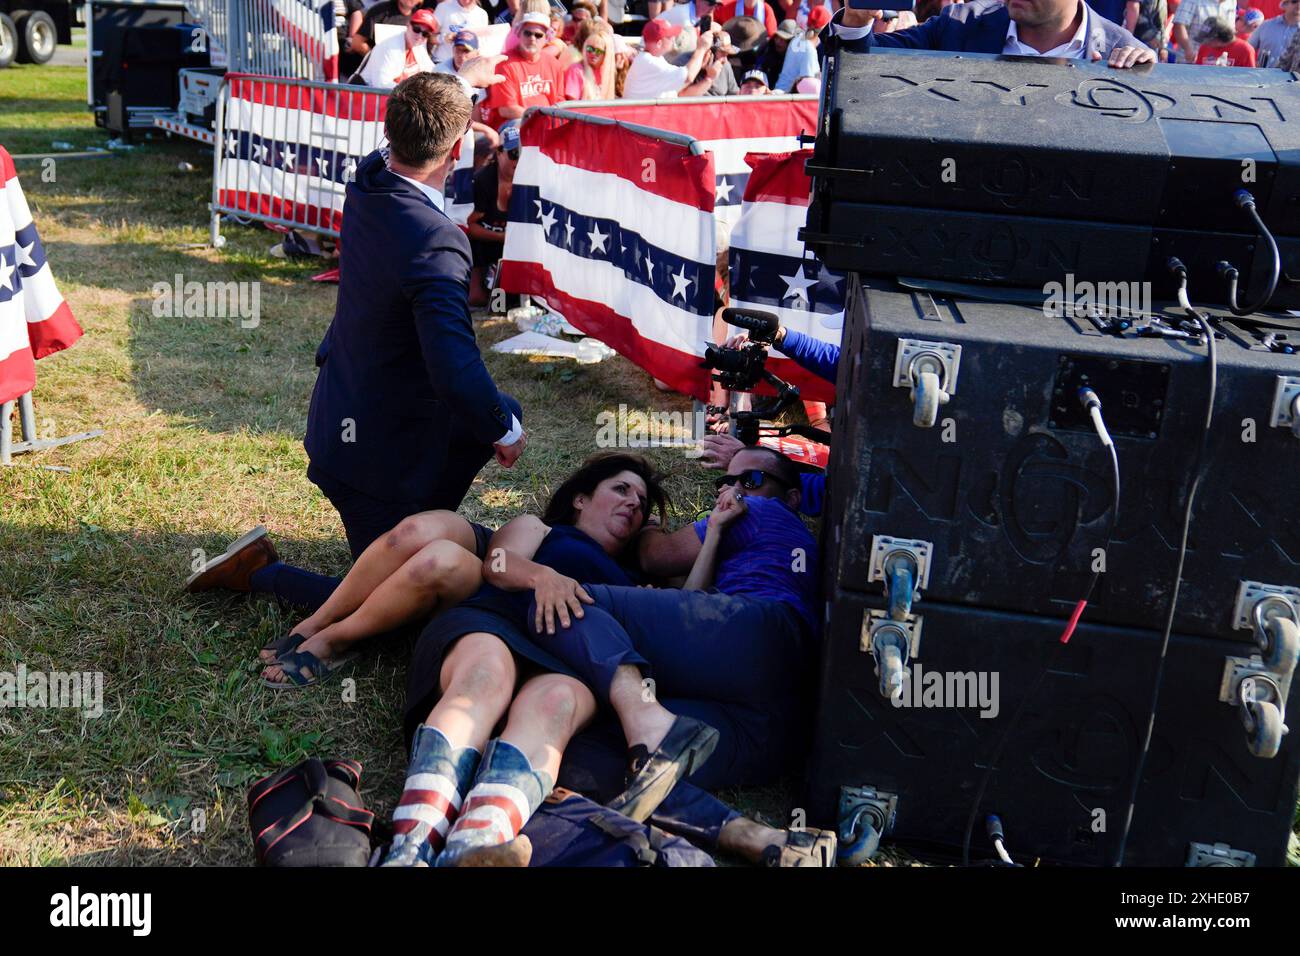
441;835;532;867
262;631;342;682
258;620;325;663
625;707;676;755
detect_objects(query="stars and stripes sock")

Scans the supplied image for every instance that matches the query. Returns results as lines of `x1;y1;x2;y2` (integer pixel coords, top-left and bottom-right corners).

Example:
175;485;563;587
436;738;553;866
381;724;480;867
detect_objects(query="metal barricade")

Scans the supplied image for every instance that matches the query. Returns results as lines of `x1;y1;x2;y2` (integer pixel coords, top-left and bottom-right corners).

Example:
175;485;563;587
210;73;389;246
186;0;336;79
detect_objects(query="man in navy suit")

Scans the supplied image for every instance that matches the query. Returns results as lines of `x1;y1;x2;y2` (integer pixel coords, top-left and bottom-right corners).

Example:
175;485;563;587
188;68;524;610
833;0;1156;67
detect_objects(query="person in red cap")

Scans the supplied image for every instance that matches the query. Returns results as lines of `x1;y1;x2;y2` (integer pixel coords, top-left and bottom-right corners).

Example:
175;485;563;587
353;0;434;57
360;7;440;85
480;10;567;127
623;17;724;98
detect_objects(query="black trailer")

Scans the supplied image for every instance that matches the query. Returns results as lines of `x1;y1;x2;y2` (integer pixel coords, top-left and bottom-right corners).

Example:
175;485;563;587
0;0;78;67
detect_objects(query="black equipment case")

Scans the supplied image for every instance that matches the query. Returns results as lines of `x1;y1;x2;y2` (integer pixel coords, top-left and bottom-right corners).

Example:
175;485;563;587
802;52;1300;310
808;276;1300;866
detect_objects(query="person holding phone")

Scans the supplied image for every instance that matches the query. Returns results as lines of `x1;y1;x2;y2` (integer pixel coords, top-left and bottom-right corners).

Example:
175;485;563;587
830;0;1156;66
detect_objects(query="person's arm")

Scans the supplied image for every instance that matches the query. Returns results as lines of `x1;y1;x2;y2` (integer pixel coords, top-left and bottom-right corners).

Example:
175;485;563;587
1124;0;1139;33
774;326;839;384
677;32;716;95
347;9;367;53
362;43;406;87
466;209;506;243
402;232;523;454
483;515;594;634
638;521;705;577
798;472;825;518
683;486;747;589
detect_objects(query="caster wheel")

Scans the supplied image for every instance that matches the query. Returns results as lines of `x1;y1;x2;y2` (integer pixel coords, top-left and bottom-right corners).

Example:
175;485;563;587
911;369;941;428
1244;698;1284;760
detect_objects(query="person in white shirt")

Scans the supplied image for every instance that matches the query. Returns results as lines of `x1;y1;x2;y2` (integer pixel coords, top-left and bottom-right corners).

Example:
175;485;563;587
432;0;489;62
660;0;720;28
1250;0;1300;68
623;16;724;99
834;0;1155;68
361;9;439;86
1171;0;1235;61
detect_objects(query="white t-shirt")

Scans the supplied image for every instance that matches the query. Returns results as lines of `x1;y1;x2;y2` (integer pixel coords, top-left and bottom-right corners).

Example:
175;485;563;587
623;51;688;99
432;0;489;63
659;3;697;26
361;31;435;87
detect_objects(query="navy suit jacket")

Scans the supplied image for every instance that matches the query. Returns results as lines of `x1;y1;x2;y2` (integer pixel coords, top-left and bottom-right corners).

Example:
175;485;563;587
838;0;1145;58
305;149;516;504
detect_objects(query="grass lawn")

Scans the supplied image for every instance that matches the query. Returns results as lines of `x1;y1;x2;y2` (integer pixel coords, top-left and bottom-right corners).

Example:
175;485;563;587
0;64;813;865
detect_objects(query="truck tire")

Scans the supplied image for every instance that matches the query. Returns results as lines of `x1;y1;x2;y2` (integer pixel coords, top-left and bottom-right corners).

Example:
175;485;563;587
15;10;58;64
0;14;17;69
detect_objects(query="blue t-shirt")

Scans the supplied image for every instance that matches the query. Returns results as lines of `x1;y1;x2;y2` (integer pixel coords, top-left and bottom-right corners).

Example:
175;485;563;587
693;494;820;631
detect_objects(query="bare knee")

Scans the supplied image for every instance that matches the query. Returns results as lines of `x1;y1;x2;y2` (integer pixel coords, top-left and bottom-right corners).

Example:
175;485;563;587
443;636;515;711
384;510;460;556
513;675;592;735
403;539;473;591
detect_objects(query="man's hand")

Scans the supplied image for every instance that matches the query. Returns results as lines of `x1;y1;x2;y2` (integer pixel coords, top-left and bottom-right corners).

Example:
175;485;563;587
1096;44;1156;68
840;7;880;28
707;485;749;532
459;52;508;88
699;433;744;470
494;430;526;467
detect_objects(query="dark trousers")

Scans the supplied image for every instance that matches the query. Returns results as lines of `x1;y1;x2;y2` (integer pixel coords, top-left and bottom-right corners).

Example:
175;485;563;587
249;409;507;611
545;585;815;846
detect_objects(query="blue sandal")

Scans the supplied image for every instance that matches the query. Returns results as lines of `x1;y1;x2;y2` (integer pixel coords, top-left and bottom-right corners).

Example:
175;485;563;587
259;632;306;664
262;646;359;689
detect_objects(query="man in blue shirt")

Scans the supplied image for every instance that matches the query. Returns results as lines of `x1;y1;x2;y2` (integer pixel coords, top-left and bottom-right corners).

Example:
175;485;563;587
700;321;838;515
541;446;820;823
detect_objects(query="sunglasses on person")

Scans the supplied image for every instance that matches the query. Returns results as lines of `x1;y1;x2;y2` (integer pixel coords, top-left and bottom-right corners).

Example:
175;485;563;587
714;469;790;493
411;25;433;37
584;44;606;55
501;147;520;160
521;28;547;38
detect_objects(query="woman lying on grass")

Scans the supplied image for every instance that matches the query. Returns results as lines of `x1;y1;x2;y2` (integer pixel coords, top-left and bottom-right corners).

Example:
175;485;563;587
254;451;831;865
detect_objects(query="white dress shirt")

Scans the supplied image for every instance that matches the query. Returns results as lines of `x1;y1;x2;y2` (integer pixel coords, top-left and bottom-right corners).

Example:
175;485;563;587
390;164;524;447
835;3;1092;58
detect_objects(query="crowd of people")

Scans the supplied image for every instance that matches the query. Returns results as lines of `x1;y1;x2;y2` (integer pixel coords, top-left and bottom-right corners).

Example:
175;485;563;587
330;0;1300;93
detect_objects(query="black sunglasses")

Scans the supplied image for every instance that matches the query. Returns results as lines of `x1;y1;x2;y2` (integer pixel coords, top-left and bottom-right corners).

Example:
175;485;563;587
714;469;789;493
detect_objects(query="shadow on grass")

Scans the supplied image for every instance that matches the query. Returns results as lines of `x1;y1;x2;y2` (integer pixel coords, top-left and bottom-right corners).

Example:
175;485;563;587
0;519;412;865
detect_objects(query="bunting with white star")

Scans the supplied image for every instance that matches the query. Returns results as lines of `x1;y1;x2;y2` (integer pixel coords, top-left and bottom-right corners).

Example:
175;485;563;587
0;146;83;405
497;111;720;400
727;149;843;405
214;76;385;234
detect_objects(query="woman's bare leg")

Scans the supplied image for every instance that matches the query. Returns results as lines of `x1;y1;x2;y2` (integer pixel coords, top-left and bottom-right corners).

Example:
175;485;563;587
499;673;597;783
261;539;484;681
427;631;518;750
440;673;597;867
260;510;477;661
382;632;518;866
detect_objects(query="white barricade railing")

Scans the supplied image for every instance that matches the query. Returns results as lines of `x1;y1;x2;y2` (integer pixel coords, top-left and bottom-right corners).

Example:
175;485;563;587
187;0;338;79
210;73;389;245
210;86;818;246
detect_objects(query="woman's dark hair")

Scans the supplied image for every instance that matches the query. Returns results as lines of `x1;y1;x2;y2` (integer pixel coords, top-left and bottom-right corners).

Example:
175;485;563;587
542;453;669;528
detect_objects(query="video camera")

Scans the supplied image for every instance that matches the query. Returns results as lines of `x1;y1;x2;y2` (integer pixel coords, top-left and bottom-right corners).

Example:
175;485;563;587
702;308;781;392
701;308;831;449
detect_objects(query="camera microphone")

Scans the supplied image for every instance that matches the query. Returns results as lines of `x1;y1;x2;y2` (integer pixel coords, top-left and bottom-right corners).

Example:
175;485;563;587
722;307;780;342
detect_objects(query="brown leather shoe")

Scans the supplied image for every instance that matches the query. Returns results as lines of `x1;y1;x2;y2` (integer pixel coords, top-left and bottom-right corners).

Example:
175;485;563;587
185;526;279;593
